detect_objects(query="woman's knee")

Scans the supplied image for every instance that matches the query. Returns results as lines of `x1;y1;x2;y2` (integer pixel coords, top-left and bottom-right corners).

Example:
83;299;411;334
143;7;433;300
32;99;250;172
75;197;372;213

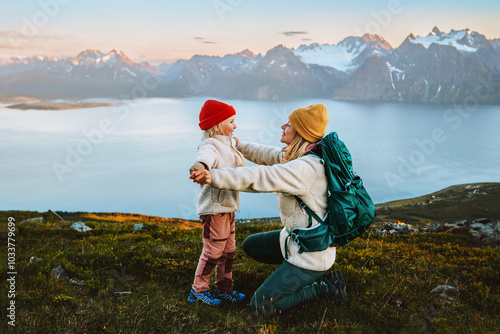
243;230;283;264
243;230;280;253
242;233;260;255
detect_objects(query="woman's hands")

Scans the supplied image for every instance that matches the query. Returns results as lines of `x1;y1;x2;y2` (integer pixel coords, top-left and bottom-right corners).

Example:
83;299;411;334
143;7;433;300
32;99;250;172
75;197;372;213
189;162;206;173
190;169;213;184
189;137;239;185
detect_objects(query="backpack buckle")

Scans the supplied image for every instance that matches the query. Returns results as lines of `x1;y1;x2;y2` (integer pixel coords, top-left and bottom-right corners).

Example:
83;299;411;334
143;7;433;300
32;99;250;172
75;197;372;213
297;200;307;214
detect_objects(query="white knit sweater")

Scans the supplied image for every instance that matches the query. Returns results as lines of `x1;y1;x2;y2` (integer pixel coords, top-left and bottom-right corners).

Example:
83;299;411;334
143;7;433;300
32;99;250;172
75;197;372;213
194;134;245;216
211;141;336;272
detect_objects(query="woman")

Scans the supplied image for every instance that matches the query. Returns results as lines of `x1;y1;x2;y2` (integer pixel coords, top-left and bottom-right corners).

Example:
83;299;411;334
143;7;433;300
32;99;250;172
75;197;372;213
190;104;348;316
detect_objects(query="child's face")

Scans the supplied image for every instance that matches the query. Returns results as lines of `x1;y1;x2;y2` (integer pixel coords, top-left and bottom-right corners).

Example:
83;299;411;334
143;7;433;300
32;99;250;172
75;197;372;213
221;115;237;137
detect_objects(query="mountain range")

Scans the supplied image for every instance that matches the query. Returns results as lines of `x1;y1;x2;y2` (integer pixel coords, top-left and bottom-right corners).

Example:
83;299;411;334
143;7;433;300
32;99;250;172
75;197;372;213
1;27;499;103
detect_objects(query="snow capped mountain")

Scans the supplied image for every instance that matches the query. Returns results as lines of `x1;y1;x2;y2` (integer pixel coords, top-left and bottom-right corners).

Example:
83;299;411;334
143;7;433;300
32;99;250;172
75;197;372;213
68;49;135;68
292;34;392;73
155;48;262;90
345;27;500;104
203;45;346;99
64;49;157;82
0;55;67;78
103;49;134;65
293;42;357;72
162;49;260;75
0;49;160;99
68;50;104;65
218;50;261;72
407;27;489;52
1;28;499;102
0;55;60;65
233;49;258;58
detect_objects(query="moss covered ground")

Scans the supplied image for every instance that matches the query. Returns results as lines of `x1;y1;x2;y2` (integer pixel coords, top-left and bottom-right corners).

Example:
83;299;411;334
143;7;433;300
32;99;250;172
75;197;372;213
1;183;499;333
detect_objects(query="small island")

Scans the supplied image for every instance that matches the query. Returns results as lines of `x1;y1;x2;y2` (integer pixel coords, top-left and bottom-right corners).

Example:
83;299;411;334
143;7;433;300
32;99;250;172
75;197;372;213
6;102;115;110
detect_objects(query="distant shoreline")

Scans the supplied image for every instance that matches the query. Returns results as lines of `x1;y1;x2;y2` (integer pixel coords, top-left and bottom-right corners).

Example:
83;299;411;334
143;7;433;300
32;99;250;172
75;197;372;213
1;182;499;223
6;102;115;110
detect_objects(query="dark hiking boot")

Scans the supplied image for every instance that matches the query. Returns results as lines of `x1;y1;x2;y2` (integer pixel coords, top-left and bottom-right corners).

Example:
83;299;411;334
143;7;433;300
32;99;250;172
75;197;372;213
322;269;349;303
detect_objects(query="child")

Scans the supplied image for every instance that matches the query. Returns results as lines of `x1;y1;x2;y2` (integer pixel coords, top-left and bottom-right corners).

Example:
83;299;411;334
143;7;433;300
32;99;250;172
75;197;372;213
187;99;246;306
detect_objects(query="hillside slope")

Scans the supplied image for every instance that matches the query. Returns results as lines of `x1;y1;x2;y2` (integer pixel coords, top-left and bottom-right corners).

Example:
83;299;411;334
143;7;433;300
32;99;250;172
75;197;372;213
0;183;498;333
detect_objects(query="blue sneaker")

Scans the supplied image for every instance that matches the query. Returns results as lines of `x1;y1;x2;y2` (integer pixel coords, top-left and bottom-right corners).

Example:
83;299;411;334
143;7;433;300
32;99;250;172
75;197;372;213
214;289;246;303
187;289;221;306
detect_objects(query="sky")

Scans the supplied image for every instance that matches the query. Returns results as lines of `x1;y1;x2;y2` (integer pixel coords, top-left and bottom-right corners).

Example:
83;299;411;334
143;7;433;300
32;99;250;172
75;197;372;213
0;0;499;64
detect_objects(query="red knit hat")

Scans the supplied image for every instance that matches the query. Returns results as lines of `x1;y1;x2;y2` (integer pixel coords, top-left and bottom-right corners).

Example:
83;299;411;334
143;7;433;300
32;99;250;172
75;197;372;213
198;100;236;130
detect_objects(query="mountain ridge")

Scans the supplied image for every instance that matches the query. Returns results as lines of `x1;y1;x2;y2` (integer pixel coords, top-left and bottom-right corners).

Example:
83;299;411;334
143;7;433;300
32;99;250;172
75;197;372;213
1;27;499;103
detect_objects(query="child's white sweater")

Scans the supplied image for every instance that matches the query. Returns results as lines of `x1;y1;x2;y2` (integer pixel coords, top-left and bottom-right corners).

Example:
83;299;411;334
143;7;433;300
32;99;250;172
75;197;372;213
194;134;244;216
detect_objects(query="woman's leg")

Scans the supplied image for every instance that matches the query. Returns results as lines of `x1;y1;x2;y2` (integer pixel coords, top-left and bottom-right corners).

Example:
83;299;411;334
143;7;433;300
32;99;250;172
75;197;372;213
242;230;283;265
250;261;328;316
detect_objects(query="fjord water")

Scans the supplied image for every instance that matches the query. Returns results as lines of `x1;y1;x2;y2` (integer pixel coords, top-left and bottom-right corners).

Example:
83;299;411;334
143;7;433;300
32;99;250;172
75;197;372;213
1;97;499;219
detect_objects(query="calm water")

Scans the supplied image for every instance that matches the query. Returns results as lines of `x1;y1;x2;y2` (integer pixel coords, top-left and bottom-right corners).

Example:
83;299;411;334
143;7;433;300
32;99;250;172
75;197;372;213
1;97;500;219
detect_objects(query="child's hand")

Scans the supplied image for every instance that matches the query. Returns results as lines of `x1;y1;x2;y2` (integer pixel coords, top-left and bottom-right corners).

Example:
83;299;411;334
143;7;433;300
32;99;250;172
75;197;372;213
233;137;240;146
189;162;206;173
190;170;212;184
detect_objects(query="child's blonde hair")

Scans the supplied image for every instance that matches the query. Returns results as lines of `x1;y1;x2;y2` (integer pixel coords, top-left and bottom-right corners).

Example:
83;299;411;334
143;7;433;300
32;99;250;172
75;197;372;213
283;133;310;163
205;123;224;138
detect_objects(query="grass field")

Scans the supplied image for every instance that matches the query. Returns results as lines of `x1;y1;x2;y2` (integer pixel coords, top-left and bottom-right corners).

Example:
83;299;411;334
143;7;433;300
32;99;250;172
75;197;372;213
1;183;499;333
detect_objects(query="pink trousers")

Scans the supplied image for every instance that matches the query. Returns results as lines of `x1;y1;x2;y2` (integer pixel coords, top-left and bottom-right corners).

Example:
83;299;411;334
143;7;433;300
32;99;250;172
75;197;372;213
192;213;236;294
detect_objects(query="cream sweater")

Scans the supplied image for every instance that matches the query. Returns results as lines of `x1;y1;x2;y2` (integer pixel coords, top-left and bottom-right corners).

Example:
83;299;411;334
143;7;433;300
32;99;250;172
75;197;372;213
211;141;336;272
194;134;245;216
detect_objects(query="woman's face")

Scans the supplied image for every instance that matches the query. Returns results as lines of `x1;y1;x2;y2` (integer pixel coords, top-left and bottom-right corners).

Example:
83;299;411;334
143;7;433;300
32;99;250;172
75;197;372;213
280;121;296;145
221;115;237;137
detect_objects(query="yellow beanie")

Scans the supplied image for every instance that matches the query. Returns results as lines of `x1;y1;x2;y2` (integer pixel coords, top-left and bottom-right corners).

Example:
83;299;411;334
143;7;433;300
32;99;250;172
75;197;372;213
288;104;329;143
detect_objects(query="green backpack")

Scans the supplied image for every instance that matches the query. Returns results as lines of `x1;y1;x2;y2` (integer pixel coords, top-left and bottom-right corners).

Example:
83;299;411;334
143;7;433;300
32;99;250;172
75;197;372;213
285;132;375;258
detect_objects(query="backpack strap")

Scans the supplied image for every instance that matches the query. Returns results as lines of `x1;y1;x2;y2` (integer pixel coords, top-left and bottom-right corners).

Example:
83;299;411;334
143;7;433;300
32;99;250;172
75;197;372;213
293;147;324;227
282;196;324;260
284;227;296;260
305;141;322;157
293;196;323;227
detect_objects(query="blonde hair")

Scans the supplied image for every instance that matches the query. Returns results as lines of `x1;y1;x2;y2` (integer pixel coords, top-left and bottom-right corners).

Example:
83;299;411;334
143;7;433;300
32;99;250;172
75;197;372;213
283;133;310;163
204;122;245;167
205;123;224;138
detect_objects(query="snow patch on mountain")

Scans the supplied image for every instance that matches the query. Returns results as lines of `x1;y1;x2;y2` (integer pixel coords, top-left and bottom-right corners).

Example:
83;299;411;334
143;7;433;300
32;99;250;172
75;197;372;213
292;34;392;73
386;61;405;90
292;43;358;72
409;29;477;52
386;62;404;73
